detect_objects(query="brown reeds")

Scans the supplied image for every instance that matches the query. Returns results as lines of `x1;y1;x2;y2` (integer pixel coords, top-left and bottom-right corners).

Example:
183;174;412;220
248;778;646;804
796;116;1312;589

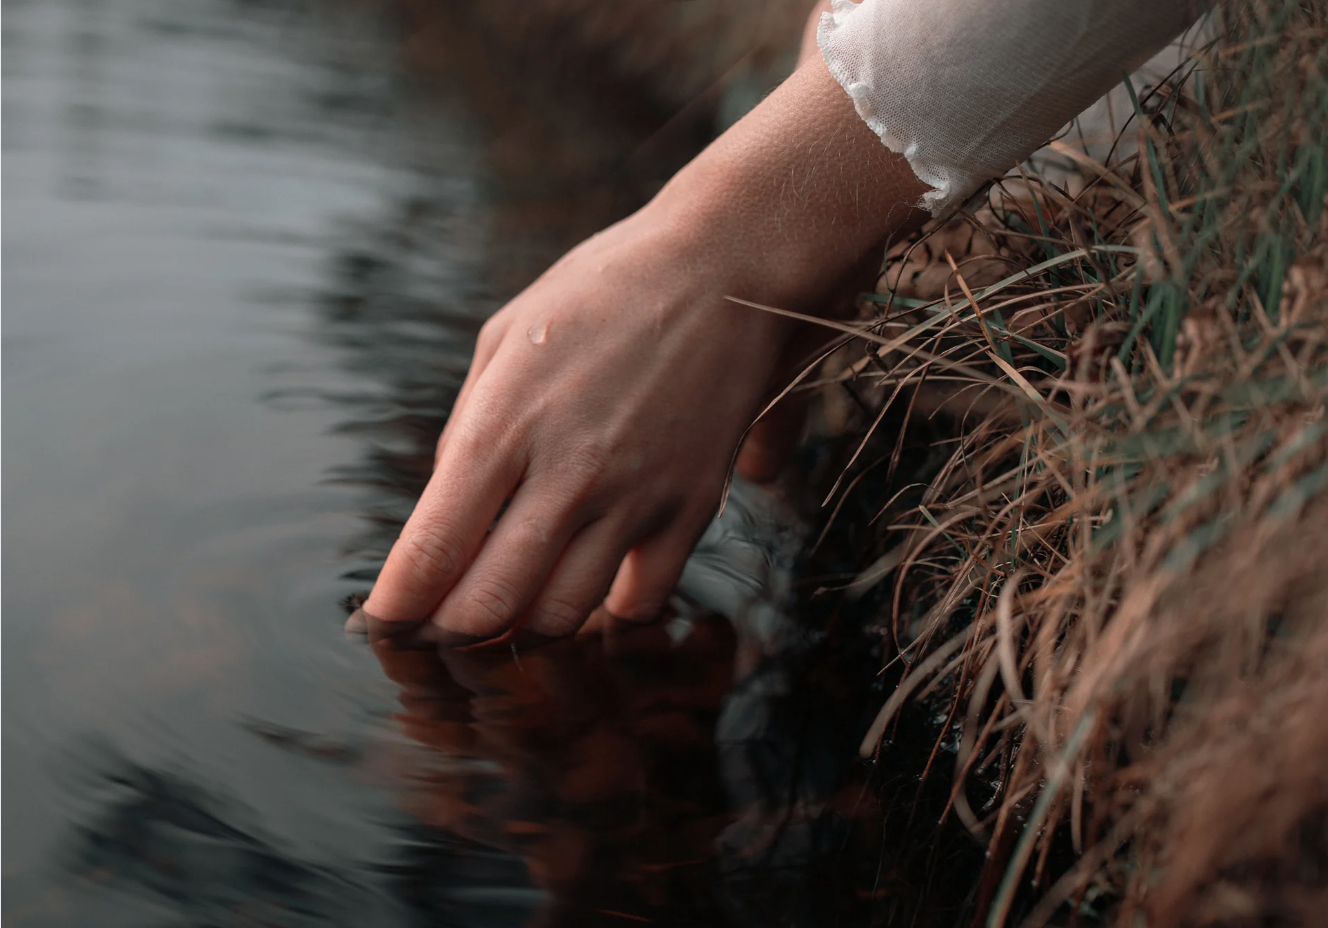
816;1;1328;923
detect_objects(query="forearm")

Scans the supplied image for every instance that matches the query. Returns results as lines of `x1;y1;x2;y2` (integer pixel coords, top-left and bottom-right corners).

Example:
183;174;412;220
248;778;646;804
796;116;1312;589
643;51;931;313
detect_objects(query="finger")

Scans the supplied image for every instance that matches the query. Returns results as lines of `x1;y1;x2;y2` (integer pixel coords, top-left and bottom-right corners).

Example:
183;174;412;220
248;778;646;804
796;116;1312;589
435;319;507;468
365;421;523;625
349;610;437;648
735;320;819;484
603;524;701;622
429;479;587;644
515;520;636;644
575;604;618;637
735;393;807;484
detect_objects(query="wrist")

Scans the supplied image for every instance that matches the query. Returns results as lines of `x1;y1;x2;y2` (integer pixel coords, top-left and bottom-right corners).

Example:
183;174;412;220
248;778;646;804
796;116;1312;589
643;57;930;314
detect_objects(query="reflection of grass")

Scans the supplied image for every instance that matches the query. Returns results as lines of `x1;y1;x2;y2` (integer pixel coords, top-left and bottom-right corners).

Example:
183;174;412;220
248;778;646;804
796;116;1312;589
802;2;1327;923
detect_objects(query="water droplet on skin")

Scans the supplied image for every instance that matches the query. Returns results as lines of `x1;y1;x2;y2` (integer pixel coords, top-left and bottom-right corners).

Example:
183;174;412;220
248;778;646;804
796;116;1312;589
527;319;549;345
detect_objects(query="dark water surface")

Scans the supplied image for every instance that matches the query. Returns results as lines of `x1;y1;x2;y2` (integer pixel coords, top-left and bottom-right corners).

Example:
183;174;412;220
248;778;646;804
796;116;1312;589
4;2;979;925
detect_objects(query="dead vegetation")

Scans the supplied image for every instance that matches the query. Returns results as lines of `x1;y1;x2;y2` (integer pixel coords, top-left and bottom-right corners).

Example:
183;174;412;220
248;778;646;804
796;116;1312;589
809;1;1328;923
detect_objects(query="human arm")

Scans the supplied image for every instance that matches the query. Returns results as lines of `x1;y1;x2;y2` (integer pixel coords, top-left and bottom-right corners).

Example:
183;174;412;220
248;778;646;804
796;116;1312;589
359;0;1204;646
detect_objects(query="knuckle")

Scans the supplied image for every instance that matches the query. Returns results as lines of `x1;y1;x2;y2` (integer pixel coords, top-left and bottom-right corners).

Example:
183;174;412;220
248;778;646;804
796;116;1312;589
566;442;611;485
450;412;518;470
476;317;504;351
542;442;613;515
511;517;552;549
463;576;522;630
399;523;466;586
532;595;586;638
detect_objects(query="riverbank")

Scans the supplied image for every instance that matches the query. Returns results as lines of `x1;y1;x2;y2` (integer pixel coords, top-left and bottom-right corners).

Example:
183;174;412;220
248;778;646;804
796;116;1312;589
815;2;1328;923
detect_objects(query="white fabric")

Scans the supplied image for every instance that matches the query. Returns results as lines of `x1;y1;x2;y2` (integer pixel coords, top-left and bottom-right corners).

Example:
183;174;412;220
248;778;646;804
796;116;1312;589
818;0;1201;215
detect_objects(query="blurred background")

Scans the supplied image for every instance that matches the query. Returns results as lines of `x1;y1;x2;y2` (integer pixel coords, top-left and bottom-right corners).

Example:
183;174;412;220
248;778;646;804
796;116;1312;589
1;1;983;925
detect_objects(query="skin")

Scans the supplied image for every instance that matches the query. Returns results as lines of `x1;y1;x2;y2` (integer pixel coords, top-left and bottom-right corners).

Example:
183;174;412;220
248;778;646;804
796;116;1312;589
360;4;931;646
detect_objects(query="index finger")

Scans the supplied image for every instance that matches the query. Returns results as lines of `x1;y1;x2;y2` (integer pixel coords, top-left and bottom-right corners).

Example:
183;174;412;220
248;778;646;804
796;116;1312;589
364;425;523;626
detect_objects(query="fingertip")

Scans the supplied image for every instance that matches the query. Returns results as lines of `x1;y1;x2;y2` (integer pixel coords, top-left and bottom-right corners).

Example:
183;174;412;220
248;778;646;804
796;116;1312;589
600;587;668;624
603;540;691;623
344;608;369;635
430;566;533;646
601;597;668;625
576;605;616;636
363;611;440;648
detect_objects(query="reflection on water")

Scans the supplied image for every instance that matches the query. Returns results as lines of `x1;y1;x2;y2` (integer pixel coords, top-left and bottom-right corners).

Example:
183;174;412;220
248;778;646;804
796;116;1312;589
3;0;981;924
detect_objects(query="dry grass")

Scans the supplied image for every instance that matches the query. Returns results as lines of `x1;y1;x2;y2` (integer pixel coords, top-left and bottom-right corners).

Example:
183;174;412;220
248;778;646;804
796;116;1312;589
809;2;1328;923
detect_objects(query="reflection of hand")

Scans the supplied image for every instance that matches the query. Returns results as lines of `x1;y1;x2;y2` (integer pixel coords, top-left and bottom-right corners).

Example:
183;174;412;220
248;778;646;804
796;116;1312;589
369;621;737;918
363;55;929;644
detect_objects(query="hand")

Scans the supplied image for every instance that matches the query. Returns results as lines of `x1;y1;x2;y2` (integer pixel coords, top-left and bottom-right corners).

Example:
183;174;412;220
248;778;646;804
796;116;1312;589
360;54;930;645
363;203;796;644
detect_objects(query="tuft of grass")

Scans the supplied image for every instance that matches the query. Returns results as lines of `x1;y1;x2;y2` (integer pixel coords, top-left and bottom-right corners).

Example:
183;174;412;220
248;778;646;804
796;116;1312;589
810;1;1328;923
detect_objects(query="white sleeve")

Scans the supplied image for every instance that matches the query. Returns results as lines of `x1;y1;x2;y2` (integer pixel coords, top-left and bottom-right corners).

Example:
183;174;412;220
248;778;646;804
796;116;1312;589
818;0;1201;215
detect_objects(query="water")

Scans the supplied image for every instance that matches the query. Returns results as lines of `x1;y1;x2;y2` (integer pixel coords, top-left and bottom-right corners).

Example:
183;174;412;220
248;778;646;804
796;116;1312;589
3;2;982;924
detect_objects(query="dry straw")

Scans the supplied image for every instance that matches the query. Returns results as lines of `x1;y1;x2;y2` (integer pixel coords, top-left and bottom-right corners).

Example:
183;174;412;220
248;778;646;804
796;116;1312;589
814;1;1326;923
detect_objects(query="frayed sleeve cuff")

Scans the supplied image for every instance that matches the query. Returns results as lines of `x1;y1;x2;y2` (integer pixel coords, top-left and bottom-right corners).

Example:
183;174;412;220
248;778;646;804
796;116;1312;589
817;0;1200;216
